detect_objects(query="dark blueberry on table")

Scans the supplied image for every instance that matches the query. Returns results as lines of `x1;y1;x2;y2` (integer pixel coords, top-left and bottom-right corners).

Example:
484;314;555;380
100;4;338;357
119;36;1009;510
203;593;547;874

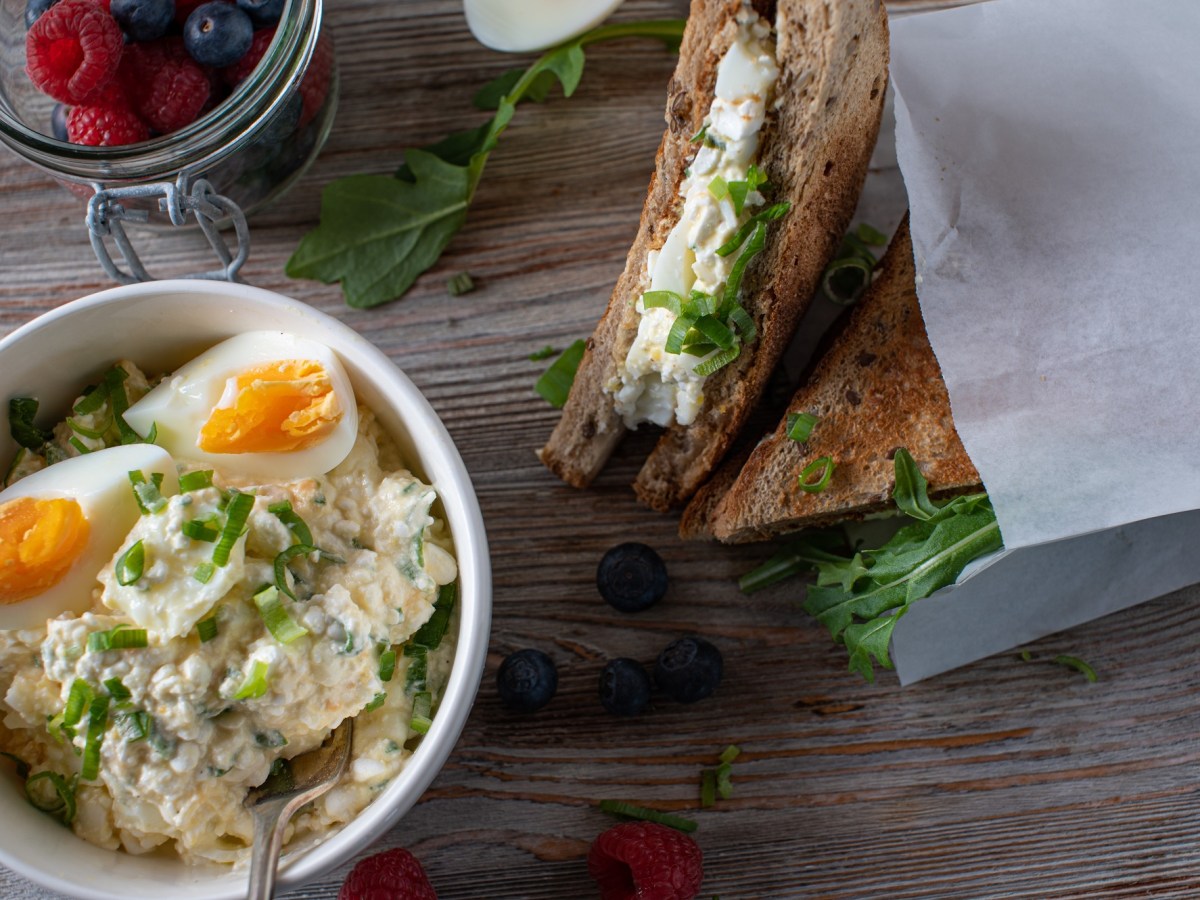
654;637;723;704
50;103;68;142
596;542;668;613
599;658;652;717
236;0;283;26
25;0;58;29
111;0;175;42
497;648;558;713
184;2;254;68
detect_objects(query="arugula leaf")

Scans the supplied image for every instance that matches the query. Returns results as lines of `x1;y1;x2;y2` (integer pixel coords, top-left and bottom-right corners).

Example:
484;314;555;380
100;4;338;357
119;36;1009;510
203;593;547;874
891;448;940;521
8;398;50;451
288;19;687;309
534;339;587;408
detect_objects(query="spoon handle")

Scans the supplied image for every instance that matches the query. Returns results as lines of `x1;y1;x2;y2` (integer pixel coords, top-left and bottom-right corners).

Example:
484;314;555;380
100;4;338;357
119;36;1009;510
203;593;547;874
246;800;289;900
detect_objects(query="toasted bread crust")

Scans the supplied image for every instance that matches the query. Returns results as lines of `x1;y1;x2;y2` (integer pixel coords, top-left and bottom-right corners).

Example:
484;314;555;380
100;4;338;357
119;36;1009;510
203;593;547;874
539;0;890;505
683;217;983;543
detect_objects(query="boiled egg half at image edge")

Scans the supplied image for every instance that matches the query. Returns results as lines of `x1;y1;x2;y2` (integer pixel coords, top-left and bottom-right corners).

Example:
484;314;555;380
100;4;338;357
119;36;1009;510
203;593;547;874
0;445;179;629
463;0;628;52
123;332;358;481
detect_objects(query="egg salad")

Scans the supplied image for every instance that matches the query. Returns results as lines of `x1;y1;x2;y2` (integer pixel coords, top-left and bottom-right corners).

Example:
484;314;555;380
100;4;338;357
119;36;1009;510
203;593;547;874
0;338;457;865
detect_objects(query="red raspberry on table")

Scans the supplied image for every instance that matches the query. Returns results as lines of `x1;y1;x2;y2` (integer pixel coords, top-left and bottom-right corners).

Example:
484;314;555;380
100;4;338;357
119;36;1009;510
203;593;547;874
222;25;273;87
26;0;123;105
122;37;211;134
589;822;704;900
298;30;333;128
338;847;438;900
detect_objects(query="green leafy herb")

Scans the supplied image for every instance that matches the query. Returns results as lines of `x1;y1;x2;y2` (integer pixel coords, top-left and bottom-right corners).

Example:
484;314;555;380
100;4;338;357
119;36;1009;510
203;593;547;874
196;614;219;642
114;540;145;586
80;695;109;780
528;345;558;361
253;585;308;644
786;412;818;443
179;470;214;493
232;660;271;700
447;271;476;296
213;491;253;567
128;470;167;515
287;20;686;309
891;448;940;521
1054;655;1098;682
8;397;50;450
87;624;149;652
268;500;314;547
534;339;586;408
598;800;698;833
364;692;387;712
798;456;835;493
193;563;216;585
378;647;397;683
739;534;852;594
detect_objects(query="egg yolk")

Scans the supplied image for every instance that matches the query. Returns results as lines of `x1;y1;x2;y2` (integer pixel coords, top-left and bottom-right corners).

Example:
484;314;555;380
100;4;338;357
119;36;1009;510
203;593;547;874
199;360;343;455
0;497;90;604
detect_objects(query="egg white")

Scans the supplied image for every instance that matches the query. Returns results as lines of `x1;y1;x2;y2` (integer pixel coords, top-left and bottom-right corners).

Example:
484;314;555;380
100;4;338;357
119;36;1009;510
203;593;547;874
0;445;179;630
123;332;358;482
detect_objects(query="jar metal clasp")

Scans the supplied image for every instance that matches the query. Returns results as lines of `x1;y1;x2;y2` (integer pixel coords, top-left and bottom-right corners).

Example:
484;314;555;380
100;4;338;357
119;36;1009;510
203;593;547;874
85;173;251;283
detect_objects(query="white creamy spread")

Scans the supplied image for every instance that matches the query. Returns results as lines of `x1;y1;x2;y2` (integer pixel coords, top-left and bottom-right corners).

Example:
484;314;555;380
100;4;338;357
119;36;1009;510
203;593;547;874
0;364;457;865
608;9;779;428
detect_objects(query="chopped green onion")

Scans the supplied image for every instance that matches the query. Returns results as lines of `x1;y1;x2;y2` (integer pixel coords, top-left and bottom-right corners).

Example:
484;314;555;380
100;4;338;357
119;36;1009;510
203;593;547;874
253;585;308;644
117;710;150;743
232;660;270;700
715;201;791;257
24;771;77;825
642;290;683;316
727;303;756;344
855;222;888;245
715;762;733;800
8;397;51;450
447;271;475;296
196;615;219;642
193;563;216;584
534;339;587;409
115;540;145;586
1019;649;1033;662
409;691;433;734
364;692;387;712
63;679;93;730
693;346;741;376
664;311;698;355
798;456;835;493
254;730;288;748
183;519;219;542
80;695;109;780
179;470;214;492
274;544;316;601
700;769;716;808
144;422;158;444
268;500;314;547
128;470;167;515
528;345;558;361
404;646;428;694
722;221;768;312
213;491;253;567
103;366;141;445
821;255;874;306
67;418;108;440
379;647;397;683
786;412;818;443
103;677;131;705
718;744;741;765
692;316;735;351
0;751;30;779
73;385;108;416
597;800;698;834
68;437;92;455
707;175;729;201
1054;655;1098;682
88;624;149;652
410;582;456;650
689;124;708;144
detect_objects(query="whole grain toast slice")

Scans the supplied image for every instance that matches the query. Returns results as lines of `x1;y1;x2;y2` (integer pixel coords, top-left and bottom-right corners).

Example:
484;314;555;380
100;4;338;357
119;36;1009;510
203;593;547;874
538;0;889;511
680;217;983;543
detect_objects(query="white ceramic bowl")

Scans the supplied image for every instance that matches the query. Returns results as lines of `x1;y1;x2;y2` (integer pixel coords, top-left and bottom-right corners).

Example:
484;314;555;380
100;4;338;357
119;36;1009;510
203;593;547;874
0;281;492;899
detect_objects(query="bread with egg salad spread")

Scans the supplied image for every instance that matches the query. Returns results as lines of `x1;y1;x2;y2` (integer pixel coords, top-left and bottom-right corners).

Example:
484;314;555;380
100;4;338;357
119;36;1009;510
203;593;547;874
679;217;984;543
538;0;889;511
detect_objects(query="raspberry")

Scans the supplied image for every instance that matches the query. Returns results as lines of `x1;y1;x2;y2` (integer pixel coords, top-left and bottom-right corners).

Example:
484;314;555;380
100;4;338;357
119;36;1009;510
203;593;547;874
66;87;148;145
297;30;332;128
588;822;704;900
122;37;210;133
338;848;437;900
26;0;123;104
221;24;272;87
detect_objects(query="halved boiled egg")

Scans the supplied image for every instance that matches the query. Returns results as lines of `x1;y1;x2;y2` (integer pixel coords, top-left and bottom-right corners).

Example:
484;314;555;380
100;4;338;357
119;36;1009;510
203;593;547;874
123;333;358;481
0;445;179;629
463;0;628;52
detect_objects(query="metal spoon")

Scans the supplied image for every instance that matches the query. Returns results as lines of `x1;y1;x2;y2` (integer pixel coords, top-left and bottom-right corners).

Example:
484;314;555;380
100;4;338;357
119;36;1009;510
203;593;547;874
245;718;354;900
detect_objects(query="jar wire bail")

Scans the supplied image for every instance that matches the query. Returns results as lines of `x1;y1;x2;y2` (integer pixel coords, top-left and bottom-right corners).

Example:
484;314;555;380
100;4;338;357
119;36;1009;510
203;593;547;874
85;173;251;284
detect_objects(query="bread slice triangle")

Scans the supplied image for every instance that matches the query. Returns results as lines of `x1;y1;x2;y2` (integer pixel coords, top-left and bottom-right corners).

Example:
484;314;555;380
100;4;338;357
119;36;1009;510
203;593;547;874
680;216;982;542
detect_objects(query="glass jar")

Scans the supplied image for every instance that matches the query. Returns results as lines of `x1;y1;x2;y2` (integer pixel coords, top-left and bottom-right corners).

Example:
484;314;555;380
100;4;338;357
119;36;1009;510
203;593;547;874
0;0;337;278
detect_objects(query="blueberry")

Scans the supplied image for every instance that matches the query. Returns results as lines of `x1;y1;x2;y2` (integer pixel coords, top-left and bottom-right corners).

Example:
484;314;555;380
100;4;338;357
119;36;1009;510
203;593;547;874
236;0;283;27
111;0;174;42
597;542;668;613
599;658;652;716
184;2;254;68
496;649;557;713
25;0;58;29
50;103;68;142
654;637;723;704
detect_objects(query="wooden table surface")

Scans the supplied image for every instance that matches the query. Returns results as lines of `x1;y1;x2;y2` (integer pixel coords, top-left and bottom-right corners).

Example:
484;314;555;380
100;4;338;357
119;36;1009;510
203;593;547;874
4;1;1200;897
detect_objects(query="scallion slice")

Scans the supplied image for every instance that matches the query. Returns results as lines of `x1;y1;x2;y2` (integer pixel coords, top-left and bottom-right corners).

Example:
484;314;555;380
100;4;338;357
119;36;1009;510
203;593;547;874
127;470;167;515
103;366;141;445
67;437;92;455
193;563;216;584
1054;655;1099;682
409;691;433;734
253;585;308;644
527;345;558;361
707;175;729;201
715;762;733;800
597;800;698;834
700;769;716;808
722;221;767;311
641;290;683;316
692;315;735;351
196;614;219;642
689;124;708;144
534;339;587;409
67;418;108;440
73;384;108;416
80;695;109;781
404;646;428;694
183;519;219;542
213;491;253;567
798;456;835;493
115;540;145;586
273;544;316;601
855;222;888;245
718;744;741;765
268;500;314;547
410;583;456;650
364;692;387;712
786;412;818;443
63;679;92;731
24;771;77;825
693;346;740;376
447;271;475;296
664;312;698;355
87;624;149;652
727;303;757;344
103;677;131;705
117;710;150;743
715;201;791;257
232;660;270;700
179;470;214;493
379;647;397;683
821;255;874;306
